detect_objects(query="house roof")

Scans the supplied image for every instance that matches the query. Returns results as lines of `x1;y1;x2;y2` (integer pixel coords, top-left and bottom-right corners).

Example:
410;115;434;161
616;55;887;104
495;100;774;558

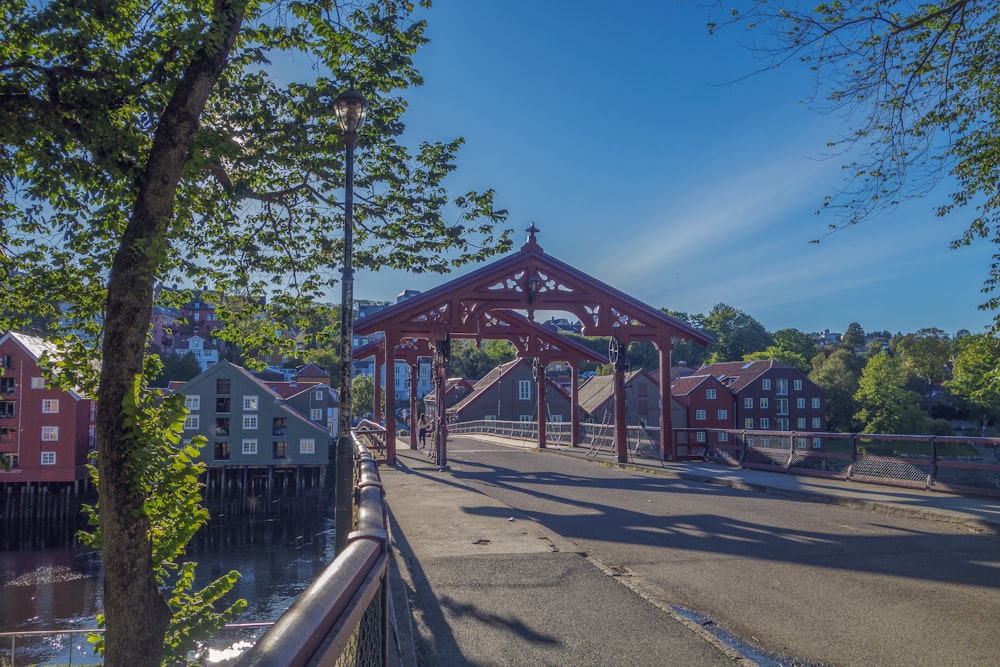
0;331;90;399
695;360;795;392
576;370;651;416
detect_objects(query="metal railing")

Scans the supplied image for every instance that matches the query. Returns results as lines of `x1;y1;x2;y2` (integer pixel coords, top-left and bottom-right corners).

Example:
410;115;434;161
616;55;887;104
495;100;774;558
452;420;1000;497
235;425;392;666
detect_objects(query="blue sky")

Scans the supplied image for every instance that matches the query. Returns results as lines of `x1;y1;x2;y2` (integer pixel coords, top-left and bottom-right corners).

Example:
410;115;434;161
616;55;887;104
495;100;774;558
351;1;995;337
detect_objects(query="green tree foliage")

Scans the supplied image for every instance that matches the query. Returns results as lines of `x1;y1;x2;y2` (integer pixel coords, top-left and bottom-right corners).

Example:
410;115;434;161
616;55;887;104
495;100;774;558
810;348;864;432
152;350;203;387
854;352;931;434
710;2;1000;323
448;339;498;381
701;303;772;363
842;322;866;350
744;346;809;374
773;328;818;362
0;2;510;664
661;309;709;367
947;333;1000;434
351;373;375;419
895;328;954;389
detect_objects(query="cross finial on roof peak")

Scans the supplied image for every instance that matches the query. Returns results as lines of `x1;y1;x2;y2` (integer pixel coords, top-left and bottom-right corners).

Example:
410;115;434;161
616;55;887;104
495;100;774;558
522;222;542;251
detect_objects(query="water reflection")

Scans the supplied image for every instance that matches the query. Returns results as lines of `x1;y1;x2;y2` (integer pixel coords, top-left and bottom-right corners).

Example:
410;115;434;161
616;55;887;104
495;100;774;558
0;513;335;665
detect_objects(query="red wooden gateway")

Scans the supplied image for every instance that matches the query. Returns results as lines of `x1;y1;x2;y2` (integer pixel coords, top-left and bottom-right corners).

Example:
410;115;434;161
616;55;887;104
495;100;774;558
354;224;711;466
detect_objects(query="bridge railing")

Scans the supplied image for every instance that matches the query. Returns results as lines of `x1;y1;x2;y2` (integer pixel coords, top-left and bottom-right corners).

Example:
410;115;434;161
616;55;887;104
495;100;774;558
451;420;1000;497
236;424;392;666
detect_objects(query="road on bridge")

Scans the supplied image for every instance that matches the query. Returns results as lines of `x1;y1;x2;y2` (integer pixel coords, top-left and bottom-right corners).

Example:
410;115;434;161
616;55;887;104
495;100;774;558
435;437;1000;666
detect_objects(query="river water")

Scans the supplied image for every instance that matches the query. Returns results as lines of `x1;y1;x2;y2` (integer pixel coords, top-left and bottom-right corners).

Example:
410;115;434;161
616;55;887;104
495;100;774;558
0;512;335;665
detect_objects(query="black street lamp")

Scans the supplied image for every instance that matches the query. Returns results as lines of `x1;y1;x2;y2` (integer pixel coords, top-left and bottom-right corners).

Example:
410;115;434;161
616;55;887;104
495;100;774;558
333;84;367;555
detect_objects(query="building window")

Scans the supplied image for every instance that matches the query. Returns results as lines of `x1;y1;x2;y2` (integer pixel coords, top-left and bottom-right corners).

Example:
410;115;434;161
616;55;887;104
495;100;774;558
777;418;789;431
706;388;716;399
794;379;803;391
31;377;45;389
216;378;230;394
273;417;288;436
2;453;19;468
243;415;258;430
717;409;728;420
41;426;59;441
696;431;706;443
762;379;771;391
0;402;14;418
242;439;257;455
214;441;231;460
185;395;200;411
744;418;753;429
300;438;316;455
744;397;753;409
215;417;230;436
551;414;563;422
310;408;323;421
760;418;769;429
518;380;531;400
1;355;12;370
184;415;200;430
0;378;15;394
812;398;821;409
777;399;789;416
695;409;707;421
484;415;497;423
273;441;288;459
812;418;822;429
519;415;532;422
216;397;231;413
719;431;729;442
759;397;768;409
243;395;258;411
42;399;59;413
813;437;823;449
315;389;324;401
40;451;56;465
797;398;806;409
798;418;806;429
776;378;788;395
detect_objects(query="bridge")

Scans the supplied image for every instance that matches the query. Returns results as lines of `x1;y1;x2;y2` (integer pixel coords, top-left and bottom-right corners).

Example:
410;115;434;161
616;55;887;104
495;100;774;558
235;429;1000;667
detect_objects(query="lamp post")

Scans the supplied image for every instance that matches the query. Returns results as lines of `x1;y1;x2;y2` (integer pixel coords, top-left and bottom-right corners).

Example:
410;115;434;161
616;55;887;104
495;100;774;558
333;84;367;556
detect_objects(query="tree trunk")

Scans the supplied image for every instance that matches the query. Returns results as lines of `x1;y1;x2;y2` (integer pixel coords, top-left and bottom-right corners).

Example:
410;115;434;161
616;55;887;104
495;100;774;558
96;4;247;665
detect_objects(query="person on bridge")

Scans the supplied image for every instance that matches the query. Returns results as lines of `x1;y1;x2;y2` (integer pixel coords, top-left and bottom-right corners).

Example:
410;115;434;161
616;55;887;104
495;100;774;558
418;413;428;449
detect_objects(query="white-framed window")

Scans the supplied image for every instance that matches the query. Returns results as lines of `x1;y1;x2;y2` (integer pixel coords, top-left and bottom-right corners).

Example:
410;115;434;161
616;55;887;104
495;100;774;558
695;409;707;421
776;378;788;395
31;376;45;389
243;415;258;430
744;418;753;429
777;399;789;415
812;417;822;429
484;415;497;423
300;438;316;454
519;415;532;422
518;380;531;400
797;417;806;428
185;395;200;411
759;397;768;409
41;426;59;441
762;379;772;390
242;439;257;455
696;431;706;443
315;390;324;401
777;418;789;431
40;451;56;465
812;398;821;409
717;409;728;420
310;408;323;420
719;431;729;442
797;397;806;409
760;418;770;429
184;415;200;430
813;437;823;449
706;388;716;399
243;395;259;411
550;414;563;422
744;397;753;409
794;379;803;391
41;399;59;414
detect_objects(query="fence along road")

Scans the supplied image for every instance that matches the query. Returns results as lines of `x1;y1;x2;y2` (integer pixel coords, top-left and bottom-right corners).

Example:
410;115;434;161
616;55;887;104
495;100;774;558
386;435;1000;667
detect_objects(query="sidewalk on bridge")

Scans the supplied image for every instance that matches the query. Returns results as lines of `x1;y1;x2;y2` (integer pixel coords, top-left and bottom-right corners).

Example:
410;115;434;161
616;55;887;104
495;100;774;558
382;436;1000;666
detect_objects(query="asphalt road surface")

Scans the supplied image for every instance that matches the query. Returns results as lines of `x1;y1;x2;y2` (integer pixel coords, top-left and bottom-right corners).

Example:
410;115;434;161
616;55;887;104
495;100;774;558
439;438;1000;667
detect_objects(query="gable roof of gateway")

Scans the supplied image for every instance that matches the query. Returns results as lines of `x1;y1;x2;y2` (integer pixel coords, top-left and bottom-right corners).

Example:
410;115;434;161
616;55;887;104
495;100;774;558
353;226;712;346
